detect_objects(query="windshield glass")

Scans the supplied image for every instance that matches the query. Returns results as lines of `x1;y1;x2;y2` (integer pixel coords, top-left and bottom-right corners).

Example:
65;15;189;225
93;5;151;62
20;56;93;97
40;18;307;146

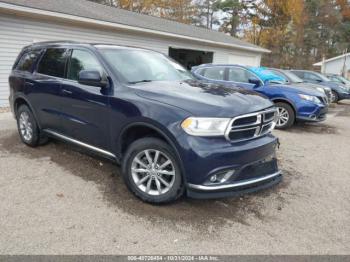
282;70;303;83
98;47;193;83
335;75;350;84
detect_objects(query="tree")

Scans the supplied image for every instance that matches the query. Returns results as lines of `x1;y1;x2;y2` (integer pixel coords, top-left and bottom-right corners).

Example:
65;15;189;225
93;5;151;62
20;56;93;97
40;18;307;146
192;0;220;29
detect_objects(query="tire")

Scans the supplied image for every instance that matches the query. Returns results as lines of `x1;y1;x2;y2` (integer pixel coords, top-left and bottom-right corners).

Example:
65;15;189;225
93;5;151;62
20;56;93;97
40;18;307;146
122;137;184;204
330;90;339;103
274;102;295;129
16;104;47;147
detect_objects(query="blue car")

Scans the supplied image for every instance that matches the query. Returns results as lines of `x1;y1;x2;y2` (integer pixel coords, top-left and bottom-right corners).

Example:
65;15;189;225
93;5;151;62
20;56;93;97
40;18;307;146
192;64;329;129
9;42;281;203
291;70;350;103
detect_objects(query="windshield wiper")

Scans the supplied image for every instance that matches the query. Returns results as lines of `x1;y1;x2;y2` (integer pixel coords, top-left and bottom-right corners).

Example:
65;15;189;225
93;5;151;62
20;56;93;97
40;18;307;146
128;80;153;84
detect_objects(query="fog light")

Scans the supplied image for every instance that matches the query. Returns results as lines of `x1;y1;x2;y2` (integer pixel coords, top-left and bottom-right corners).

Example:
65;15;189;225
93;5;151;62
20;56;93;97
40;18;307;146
210;175;217;182
208;170;235;184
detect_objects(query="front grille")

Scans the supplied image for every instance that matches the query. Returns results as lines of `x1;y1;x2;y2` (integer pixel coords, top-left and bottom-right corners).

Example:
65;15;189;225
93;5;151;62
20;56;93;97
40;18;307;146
225;109;277;142
318;96;329;105
324;90;332;103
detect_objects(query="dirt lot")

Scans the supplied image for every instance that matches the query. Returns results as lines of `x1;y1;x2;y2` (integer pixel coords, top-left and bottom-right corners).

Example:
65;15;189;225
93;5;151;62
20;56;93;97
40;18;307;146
0;102;349;255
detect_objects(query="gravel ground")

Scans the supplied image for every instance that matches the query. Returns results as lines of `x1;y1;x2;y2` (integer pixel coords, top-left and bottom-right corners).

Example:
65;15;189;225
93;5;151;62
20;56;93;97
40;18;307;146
0;102;349;255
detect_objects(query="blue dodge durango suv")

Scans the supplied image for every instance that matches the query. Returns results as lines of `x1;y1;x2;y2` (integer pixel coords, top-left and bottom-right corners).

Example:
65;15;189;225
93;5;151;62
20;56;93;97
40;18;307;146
192;64;328;129
9;42;281;203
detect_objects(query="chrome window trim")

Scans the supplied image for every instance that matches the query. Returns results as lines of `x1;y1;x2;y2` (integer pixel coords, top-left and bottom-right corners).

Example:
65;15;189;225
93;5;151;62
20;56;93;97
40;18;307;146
44;129;116;159
188;171;282;191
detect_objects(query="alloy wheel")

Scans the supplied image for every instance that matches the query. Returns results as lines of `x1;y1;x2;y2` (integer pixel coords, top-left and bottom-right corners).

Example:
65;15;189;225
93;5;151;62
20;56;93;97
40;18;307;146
131;149;176;196
276;107;290;127
19;111;33;142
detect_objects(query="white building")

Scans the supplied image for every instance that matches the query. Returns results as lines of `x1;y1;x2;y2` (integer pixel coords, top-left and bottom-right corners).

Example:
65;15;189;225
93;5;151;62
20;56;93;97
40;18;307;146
314;53;350;77
0;0;270;107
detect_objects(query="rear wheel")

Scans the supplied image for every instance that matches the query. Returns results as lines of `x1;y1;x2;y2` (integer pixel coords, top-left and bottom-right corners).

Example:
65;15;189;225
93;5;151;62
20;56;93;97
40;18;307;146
16;105;48;147
274;102;295;129
122;137;184;204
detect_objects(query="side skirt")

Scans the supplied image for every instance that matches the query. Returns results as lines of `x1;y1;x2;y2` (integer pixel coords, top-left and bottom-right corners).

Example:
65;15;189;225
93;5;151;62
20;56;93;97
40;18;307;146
43;129;120;163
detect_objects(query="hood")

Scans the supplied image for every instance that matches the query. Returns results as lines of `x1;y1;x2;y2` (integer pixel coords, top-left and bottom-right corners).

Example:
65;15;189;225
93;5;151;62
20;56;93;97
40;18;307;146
292;82;328;93
319;81;346;89
131;80;274;117
268;83;325;96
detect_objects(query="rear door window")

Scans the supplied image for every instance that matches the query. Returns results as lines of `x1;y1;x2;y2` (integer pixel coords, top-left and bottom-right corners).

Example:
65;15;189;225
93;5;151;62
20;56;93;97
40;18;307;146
15;50;41;72
37;48;68;78
200;67;225;80
67;49;103;81
228;67;256;83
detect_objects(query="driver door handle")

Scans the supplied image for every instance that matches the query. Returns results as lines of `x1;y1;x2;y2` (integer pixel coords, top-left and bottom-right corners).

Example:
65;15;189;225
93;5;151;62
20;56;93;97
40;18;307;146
62;89;73;95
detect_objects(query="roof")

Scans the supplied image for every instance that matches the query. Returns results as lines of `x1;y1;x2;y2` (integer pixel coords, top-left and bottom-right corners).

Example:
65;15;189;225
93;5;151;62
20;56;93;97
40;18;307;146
0;0;270;54
314;53;350;66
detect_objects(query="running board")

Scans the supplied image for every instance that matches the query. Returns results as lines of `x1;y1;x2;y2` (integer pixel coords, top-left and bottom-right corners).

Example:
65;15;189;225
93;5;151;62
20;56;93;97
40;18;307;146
43;129;117;160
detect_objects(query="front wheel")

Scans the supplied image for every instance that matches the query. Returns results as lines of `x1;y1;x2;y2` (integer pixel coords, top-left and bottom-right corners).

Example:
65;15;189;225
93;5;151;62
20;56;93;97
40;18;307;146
122;137;184;204
274;102;295;129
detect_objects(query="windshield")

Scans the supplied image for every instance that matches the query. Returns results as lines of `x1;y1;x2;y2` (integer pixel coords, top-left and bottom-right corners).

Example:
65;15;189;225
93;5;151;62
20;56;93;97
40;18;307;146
98;47;193;83
335;75;350;84
282;70;303;83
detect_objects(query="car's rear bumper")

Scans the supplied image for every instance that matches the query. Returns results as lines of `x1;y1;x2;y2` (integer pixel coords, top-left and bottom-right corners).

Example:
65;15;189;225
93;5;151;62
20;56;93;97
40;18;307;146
187;171;282;199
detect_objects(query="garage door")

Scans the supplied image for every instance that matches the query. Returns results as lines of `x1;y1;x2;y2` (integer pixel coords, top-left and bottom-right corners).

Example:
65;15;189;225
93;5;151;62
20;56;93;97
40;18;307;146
228;54;258;66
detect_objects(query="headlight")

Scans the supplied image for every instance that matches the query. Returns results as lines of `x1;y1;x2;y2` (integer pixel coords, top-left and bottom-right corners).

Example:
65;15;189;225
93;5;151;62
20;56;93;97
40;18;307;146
181;117;231;136
316;87;325;94
299;94;322;104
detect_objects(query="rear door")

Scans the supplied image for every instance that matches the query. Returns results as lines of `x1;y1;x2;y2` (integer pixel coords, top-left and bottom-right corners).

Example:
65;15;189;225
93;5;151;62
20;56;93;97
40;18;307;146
9;49;42;111
59;48;111;150
31;48;69;132
226;66;262;90
195;66;228;85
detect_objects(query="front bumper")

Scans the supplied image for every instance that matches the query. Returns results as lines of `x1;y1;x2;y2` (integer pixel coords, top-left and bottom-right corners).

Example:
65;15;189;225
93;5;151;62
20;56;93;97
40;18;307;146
187;171;282;199
296;102;328;122
338;91;350;100
175;132;281;199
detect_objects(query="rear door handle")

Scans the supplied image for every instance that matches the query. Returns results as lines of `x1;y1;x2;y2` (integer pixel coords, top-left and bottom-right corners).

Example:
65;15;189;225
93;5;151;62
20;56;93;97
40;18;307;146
62;89;73;95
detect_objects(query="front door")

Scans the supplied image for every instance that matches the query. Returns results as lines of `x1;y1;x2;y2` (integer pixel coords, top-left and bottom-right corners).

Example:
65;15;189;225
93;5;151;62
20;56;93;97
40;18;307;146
59;49;111;150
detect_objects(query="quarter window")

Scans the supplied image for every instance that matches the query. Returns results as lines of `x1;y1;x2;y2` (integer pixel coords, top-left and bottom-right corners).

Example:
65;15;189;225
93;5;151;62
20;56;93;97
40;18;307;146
16;50;41;72
200;67;225;80
67;49;103;81
37;48;68;78
228;67;257;83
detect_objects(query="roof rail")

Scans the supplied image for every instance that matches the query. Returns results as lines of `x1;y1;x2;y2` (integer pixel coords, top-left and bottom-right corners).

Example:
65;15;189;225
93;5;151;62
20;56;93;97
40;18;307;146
31;40;80;45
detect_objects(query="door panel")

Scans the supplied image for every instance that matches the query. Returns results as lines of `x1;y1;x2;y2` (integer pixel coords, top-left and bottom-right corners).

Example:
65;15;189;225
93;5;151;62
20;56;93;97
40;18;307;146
29;73;63;132
26;48;68;131
59;80;110;149
59;49;110;150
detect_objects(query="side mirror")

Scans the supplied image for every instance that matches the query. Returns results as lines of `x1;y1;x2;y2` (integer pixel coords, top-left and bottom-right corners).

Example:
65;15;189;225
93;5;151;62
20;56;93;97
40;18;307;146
78;70;107;88
248;77;262;87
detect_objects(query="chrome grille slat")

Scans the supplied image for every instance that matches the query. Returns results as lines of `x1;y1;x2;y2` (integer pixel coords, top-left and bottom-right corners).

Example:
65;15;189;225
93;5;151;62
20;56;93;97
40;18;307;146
225;109;277;142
